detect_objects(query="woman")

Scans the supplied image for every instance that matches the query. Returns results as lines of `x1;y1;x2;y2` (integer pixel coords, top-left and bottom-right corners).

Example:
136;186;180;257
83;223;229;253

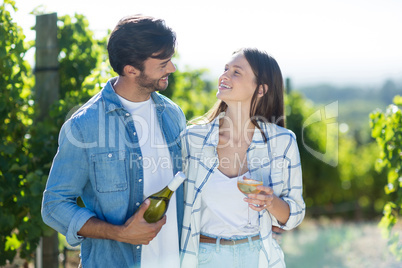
180;48;305;267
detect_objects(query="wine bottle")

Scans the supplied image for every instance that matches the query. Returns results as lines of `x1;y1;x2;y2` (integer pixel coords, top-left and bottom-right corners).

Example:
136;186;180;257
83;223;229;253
142;171;186;223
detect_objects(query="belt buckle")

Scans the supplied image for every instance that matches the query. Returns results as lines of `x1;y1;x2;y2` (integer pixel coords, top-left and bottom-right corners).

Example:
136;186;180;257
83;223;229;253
230;239;236;245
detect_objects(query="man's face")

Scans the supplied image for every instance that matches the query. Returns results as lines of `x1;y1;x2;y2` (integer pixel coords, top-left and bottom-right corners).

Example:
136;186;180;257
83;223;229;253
136;56;176;92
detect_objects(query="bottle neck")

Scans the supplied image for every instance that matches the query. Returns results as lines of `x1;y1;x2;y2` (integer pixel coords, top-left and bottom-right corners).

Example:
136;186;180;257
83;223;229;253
167;172;186;191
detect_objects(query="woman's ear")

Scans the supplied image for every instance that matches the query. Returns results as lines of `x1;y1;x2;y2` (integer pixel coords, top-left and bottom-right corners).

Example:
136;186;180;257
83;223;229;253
258;84;268;97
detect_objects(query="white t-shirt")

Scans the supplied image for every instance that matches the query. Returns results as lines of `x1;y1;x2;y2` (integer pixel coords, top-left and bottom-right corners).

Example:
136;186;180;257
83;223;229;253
117;95;179;268
200;169;259;238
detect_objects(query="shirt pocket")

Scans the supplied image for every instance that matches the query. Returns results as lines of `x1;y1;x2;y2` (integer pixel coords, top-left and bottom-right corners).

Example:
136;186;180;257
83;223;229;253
92;150;128;193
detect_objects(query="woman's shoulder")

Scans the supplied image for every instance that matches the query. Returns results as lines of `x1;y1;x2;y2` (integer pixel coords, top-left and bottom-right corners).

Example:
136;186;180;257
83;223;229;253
263;122;297;140
182;120;216;137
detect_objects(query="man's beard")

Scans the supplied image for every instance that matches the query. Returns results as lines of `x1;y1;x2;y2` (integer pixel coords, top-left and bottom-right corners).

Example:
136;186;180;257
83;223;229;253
137;71;169;92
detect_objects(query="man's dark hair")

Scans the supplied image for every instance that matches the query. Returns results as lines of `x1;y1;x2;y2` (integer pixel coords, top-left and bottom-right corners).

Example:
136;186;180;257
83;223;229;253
107;15;176;75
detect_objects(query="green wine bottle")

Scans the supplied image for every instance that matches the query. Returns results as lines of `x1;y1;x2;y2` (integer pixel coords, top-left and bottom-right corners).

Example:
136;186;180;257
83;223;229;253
142;171;186;223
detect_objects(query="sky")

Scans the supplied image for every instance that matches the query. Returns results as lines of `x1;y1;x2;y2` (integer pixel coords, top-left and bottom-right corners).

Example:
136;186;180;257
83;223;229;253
12;0;402;88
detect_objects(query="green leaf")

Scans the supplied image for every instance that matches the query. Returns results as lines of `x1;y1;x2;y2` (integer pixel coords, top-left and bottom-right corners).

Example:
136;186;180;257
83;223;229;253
388;169;399;184
5;233;22;251
393;95;402;106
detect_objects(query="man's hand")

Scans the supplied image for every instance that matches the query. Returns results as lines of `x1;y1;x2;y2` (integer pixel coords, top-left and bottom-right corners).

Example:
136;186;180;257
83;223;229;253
272;225;284;245
118;199;167;245
77;199;166;245
272;226;284;234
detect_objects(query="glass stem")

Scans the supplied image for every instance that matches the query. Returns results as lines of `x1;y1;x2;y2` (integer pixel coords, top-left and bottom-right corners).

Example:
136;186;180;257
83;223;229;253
247;206;251;225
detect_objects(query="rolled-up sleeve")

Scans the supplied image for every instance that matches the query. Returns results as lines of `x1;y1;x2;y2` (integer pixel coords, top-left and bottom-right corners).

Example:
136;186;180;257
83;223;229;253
273;136;305;230
41;119;96;247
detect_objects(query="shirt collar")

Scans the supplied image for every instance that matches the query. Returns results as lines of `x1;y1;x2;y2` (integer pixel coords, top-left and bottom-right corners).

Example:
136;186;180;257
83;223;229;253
199;112;223;148
202;112;268;149
250;121;268;149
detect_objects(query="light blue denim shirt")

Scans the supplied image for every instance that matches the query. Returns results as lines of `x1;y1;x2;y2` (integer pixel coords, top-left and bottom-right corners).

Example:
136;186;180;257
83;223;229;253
41;77;186;268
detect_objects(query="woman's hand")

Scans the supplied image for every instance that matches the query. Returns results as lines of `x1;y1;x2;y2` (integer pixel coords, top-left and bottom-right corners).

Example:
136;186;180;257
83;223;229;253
245;186;290;225
245;186;275;211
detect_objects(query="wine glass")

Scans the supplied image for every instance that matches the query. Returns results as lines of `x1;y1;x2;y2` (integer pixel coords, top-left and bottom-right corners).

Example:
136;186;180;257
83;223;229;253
237;166;263;233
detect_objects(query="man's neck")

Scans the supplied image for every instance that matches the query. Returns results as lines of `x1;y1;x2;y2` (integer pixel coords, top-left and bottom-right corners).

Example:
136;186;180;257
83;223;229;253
113;76;151;102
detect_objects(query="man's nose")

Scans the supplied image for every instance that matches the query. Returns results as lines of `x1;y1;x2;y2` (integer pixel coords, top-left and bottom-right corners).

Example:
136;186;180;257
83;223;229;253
167;61;176;73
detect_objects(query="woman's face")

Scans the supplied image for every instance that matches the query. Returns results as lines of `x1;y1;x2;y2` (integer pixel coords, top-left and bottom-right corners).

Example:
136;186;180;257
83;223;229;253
217;53;257;105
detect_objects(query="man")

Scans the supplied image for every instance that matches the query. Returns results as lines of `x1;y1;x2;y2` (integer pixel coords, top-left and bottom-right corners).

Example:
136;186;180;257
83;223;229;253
41;15;186;267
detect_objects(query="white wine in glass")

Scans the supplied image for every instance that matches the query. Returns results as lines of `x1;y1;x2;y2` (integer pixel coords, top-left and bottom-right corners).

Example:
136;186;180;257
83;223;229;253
237;178;263;195
237;167;263;233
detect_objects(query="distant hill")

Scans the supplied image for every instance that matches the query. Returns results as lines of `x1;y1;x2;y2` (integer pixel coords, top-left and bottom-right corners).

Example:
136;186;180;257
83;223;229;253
294;79;402;141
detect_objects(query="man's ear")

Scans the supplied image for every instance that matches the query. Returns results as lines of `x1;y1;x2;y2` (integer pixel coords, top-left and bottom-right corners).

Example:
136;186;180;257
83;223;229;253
258;84;268;97
123;65;140;77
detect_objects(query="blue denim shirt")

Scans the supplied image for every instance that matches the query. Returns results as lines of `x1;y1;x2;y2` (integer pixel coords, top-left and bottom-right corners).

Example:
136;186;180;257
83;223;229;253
41;77;186;267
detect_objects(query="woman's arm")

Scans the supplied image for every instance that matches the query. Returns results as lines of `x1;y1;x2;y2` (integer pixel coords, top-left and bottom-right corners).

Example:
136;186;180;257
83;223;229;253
246;186;290;225
246;135;305;229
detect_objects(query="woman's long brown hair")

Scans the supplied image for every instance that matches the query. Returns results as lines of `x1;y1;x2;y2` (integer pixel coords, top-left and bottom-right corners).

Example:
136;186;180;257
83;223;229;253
206;48;285;142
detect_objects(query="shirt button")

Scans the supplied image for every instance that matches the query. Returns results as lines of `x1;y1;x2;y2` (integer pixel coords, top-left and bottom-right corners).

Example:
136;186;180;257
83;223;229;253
133;132;137;136
138;156;142;160
136;202;140;206
108;153;112;158
138;179;142;182
125;113;130;116
136;246;140;249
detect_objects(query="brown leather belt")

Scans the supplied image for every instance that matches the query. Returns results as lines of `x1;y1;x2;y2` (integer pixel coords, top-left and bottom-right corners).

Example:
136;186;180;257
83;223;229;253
199;234;260;246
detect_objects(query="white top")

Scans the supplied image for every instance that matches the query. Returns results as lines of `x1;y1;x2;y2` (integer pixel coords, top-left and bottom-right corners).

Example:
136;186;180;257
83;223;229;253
117;95;180;268
200;169;259;238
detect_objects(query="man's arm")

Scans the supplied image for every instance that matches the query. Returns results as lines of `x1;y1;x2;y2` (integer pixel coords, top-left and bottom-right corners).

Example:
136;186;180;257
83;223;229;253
77;199;166;245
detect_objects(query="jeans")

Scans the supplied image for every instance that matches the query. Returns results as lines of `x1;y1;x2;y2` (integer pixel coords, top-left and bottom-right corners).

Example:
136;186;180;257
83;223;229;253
198;237;262;268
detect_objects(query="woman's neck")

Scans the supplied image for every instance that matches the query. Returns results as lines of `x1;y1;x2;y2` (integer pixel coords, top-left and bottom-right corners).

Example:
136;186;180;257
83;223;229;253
220;103;254;146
